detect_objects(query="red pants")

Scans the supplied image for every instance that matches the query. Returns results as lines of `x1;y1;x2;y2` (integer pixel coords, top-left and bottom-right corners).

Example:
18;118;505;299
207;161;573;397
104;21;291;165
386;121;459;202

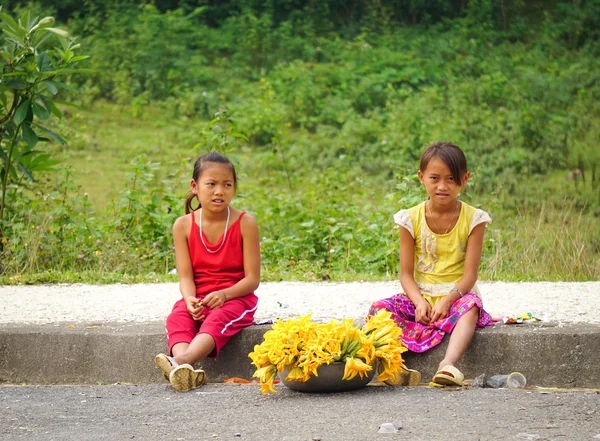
166;293;258;357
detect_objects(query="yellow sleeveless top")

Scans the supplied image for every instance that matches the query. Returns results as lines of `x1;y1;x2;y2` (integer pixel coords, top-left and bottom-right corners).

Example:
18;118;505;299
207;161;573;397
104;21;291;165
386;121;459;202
394;201;491;301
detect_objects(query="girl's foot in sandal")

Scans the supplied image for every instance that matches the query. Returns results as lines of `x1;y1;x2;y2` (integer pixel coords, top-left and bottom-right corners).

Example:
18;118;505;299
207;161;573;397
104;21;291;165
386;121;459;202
432;365;464;386
154;353;177;381
169;364;207;392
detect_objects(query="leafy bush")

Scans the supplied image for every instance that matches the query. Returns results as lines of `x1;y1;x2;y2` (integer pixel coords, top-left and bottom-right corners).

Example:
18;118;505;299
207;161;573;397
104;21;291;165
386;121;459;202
0;8;88;244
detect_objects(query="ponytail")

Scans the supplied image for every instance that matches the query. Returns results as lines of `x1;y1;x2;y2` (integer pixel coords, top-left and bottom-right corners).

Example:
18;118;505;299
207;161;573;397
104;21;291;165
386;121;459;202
184;192;199;214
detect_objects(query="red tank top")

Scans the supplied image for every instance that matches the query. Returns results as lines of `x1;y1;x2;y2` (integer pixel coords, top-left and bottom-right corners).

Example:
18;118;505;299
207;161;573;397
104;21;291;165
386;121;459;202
188;211;247;298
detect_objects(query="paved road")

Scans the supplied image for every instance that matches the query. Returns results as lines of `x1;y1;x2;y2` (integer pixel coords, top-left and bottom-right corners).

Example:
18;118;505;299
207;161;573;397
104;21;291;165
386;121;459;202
1;384;599;441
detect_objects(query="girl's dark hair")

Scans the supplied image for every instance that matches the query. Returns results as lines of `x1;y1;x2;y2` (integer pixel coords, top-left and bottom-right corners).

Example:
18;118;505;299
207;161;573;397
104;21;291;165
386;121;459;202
419;141;468;184
184;151;237;214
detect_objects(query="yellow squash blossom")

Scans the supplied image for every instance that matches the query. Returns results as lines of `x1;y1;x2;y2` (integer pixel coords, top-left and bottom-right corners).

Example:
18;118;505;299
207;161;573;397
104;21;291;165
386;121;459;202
343;357;372;380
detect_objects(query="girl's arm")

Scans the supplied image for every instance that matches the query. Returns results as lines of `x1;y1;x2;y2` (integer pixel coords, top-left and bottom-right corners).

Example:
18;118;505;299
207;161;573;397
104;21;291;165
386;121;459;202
201;213;261;309
173;215;204;320
399;226;431;325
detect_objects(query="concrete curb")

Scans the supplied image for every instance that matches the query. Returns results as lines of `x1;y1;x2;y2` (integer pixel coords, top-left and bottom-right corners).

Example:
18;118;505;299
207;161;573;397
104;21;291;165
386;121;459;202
1;322;599;388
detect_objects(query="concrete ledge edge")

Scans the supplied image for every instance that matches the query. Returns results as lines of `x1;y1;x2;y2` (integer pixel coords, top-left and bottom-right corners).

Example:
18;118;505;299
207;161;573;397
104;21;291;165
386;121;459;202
1;322;599;388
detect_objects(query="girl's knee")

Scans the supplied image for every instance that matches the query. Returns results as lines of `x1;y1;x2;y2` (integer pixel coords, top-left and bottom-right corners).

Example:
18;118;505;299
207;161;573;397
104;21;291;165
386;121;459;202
458;306;479;323
468;305;480;315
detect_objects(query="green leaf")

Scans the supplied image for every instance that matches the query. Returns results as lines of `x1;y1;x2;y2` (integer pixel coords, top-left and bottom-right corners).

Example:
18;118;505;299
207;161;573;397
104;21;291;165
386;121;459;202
52;100;82;110
21;123;38;148
230;132;249;141
2;29;25;42
31;122;65;145
30;16;55;34
39;95;62;119
0;12;19;30
1;71;28;78
32;100;50;120
43;81;58;95
1;154;19;179
36;17;55;28
32;29;51;47
19;10;31;30
46;80;77;93
206;117;219;127
0;12;26;40
13;150;35;162
37;52;53;72
3;121;16;138
45;27;69;39
66;55;90;63
14;99;30;126
6;80;27;90
41;67;93;76
15;160;34;181
22;152;59;172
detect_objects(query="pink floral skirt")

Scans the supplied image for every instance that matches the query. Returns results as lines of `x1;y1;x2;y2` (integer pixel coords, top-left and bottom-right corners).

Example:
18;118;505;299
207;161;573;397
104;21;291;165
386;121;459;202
367;293;494;352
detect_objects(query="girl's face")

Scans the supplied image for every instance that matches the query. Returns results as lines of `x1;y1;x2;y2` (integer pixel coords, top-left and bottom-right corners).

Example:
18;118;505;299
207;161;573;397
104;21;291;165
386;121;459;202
418;157;469;206
191;163;236;212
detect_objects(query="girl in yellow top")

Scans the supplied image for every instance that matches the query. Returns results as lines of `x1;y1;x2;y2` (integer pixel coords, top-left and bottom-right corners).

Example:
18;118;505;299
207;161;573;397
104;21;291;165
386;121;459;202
368;142;493;386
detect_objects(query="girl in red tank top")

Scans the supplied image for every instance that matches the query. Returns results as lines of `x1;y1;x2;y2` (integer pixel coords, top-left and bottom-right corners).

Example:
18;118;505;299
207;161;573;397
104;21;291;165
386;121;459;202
154;151;260;392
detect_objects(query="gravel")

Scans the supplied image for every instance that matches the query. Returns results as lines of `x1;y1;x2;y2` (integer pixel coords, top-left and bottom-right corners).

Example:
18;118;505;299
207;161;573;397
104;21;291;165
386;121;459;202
1;281;599;325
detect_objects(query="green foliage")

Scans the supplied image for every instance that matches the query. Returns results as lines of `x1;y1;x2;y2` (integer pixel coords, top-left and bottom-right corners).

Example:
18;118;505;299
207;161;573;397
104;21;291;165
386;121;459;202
193;109;249;154
2;1;600;282
2;157;181;276
0;7;87;240
250;170;426;280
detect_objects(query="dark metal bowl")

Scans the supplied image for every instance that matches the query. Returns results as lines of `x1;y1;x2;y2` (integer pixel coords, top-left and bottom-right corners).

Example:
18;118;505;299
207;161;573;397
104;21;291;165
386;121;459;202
278;361;377;393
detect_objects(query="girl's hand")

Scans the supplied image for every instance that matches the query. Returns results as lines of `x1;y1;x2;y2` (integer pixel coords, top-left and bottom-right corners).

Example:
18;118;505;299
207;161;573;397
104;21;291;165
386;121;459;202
202;290;228;310
415;299;432;325
430;298;452;323
185;296;206;321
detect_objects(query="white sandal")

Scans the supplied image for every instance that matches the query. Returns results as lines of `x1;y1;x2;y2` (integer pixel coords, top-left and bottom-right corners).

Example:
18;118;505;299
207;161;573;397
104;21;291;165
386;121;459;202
432;365;464;386
154;353;175;382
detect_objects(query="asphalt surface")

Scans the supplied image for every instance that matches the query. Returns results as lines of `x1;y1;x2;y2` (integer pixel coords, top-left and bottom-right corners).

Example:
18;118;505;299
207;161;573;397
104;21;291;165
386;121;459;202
1;383;599;441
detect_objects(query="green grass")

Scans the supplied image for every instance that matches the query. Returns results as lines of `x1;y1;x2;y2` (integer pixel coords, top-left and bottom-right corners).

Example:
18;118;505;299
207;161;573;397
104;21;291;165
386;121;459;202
0;270;178;285
53;103;200;211
0;267;391;285
482;204;600;282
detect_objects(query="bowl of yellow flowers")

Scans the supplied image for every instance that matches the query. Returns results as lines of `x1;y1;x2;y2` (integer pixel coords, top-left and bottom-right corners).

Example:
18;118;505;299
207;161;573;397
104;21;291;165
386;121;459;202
249;310;409;394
